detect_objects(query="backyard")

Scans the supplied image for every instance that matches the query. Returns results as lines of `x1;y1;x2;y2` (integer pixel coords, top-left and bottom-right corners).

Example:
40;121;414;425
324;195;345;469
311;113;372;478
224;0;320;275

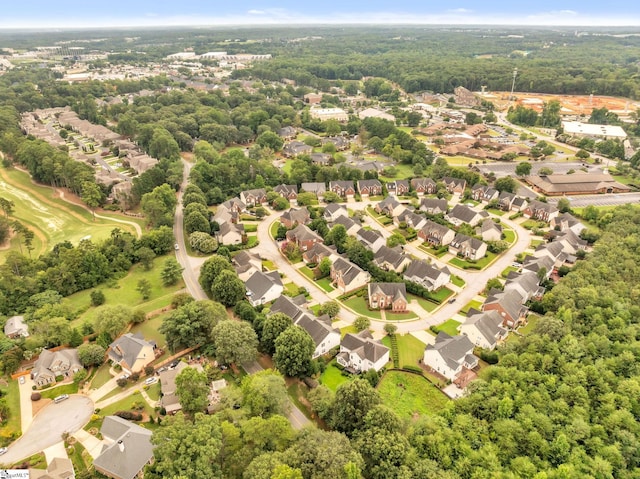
382;333;426;368
377;371;449;419
320;361;350;391
0;379;21;443
432;319;462;336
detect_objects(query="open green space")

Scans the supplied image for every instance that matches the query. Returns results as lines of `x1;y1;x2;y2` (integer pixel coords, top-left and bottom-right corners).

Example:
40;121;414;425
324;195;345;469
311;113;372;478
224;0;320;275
377;370;449;419
0;167;140;264
320;361;350;391
432;319;461;336
39;382;80;399
460;300;483;314
90;363;114;389
521;219;547;230
449;251;497;270
130;313;169;352
518;314;541;335
343;297;382;319
382;334;426;368
246;235;259;248
379;163;416;181
386;310;418;321
0;379;21;442
315;277;335;292
503;229;516;244
451;275;466;288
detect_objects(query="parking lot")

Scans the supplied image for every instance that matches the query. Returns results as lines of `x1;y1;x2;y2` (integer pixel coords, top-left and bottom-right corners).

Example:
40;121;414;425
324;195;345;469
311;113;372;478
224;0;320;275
476;161;605;179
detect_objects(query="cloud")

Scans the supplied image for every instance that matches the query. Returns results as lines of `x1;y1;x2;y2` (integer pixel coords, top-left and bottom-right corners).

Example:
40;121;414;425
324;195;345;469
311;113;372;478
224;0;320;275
247;9;265;15
448;8;473;14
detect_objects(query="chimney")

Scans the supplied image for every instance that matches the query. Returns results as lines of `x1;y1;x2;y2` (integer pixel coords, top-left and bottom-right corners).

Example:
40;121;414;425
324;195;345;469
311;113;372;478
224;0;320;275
117;440;124;452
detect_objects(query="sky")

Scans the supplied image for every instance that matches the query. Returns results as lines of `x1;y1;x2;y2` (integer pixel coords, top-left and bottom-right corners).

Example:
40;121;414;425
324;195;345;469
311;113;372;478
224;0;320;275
2;1;640;28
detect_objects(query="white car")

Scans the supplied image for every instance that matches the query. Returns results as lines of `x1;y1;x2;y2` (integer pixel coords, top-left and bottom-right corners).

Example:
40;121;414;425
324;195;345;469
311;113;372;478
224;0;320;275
19;376;25;385
174;243;179;250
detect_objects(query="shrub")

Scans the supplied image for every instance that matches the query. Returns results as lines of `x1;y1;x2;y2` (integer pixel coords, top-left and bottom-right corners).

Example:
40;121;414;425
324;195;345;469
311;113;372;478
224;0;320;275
55;375;64;382
130;372;140;382
144;365;155;376
114;411;143;421
90;290;106;307
116;378;128;388
31;392;41;401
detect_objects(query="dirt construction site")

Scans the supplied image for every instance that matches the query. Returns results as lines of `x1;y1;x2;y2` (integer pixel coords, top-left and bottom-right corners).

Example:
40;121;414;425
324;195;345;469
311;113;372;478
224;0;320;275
480;91;640;119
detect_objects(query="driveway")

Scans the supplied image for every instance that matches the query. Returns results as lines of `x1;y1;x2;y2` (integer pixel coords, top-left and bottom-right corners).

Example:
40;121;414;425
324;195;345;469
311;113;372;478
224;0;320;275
18;374;34;432
0;395;94;465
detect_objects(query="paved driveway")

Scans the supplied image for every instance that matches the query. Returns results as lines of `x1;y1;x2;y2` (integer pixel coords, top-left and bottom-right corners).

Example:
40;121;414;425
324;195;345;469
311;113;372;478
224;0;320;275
0;395;94;465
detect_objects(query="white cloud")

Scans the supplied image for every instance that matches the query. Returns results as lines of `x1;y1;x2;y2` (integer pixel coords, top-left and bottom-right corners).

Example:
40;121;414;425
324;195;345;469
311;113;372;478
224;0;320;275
247;9;265;15
448;8;473;14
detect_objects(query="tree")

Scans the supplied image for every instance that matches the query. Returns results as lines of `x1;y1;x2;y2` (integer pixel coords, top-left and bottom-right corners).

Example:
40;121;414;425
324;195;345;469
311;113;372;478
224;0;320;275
161;258;183;286
137;278;152;300
354;316;371;332
308;384;334;421
175;367;210;416
148;412;223;479
576;149;591;159
77;343;106;367
383;323;397;336
261;313;293;355
386;232;406;248
256;131;284;151
185;211;211;235
271;465;303;479
81;181;103;220
326;224;348;253
330;378;381;436
557;197;572;213
241;370;290;417
515;161;532;177
0;198;14;218
318;257;332;278
273;326;315;377
189;231;218;254
211;320;258;365
94;305;133;341
199;255;234;293
90;289;106;307
211;270;245;307
160;300;227;351
319;301;340;319
539;167;554;175
136;246;156;270
484;277;503;294
494;176;517;193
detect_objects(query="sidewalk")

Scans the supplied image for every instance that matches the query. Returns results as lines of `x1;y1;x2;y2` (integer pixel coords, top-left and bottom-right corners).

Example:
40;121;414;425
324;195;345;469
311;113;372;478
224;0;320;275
73;429;104;460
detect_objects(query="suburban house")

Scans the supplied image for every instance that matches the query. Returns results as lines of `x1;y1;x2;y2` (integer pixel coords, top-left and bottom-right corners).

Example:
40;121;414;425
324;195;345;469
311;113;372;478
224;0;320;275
213;207;238;226
277;126;297;139
310;153;332;166
159;361;191;414
395;208;427;230
218;197;245;214
274;184;298;203
483;289;528;329
550;212;585;235
333;215;361;235
302;242;336;265
4;315;29;338
522;255;555;279
232;250;262;281
245;270;284;306
300;182;327;199
294;314;340;359
512;196;528;211
373;245;412;273
449;234;487;261
323;203;349;222
329;180;356;199
498;191;517;211
367;283;408;312
31;349;83;387
356;228;386;253
423;332;479;382
240;188;267;207
376;196;404;217
337;330;390;373
471;184;499;203
476;219;503;242
386;179;410;196
330;257;370;294
353;160;386;174
441;177;467;195
217;222;245;245
503;271;545;303
411;178;437;195
445;204;487;227
418;220;456;246
303;93;322;104
459;309;508;350
269;294;307;323
29;457;75;479
93;416;154;479
280;206;311;228
533;241;566;267
107;333;156;374
552;230;588;255
523;200;559;223
357;179;383;197
283;141;313;158
285;224;324;251
323;136;350;151
419;198;448;215
403;259;451;291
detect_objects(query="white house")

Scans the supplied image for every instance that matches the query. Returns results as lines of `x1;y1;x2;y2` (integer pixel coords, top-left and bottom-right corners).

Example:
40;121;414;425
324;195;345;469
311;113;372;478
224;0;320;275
294;314;340;359
245;271;284;306
337;330;390;372
423;332;478;382
459;309;508;350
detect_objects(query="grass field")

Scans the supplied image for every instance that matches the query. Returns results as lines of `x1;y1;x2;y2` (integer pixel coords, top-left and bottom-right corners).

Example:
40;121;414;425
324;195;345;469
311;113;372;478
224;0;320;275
377;371;449;419
39;383;79;399
461;300;484;314
315;277;335;292
0;167;141;263
449;252;497;270
0;379;21;442
382;334;426;368
433;319;461;336
320;361;350;391
343;297;382;319
90;364;114;389
503;229;516;244
130;313;169;352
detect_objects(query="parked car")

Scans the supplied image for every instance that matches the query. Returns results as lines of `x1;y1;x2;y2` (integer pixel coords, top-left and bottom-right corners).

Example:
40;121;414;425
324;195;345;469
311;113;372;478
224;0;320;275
19;376;25;384
54;394;69;403
447;297;456;304
0;447;8;455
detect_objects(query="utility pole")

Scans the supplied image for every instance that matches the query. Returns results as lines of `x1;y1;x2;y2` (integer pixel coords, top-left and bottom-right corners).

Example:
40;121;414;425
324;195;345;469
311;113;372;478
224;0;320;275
510;68;518;102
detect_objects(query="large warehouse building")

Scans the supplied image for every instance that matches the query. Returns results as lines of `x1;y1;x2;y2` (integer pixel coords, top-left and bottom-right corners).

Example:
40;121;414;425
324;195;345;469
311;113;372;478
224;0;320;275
525;173;631;196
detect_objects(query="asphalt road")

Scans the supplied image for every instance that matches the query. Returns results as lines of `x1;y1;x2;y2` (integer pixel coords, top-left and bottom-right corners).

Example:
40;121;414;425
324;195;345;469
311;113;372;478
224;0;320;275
0;395;94;465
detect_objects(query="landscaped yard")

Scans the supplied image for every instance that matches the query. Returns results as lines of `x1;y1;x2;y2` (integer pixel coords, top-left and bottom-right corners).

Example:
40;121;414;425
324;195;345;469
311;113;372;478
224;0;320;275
411;295;438;312
519;313;541;335
386;310;418;321
0;379;21;442
449;251;497;270
90;364;114;389
460;300;483;314
299;265;315;280
382;334;426;368
503;229;516;244
377;370;449;419
487;208;505;216
39;382;79;400
98;390;157;422
130;313;169;353
451;275;466;287
262;259;277;271
320;361;350;391
429;287;454;303
145;381;162;401
418;243;449;257
315;277;335;292
501;266;518;278
343;296;382;319
432;319;462;336
339;325;357;338
269;220;281;239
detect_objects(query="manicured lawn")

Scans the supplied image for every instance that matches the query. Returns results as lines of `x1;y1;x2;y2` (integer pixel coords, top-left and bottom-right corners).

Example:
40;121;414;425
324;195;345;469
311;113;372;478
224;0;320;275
244;223;258;233
433;319;461;336
269;220;281;239
449;251;497;270
262;259;277;271
68;441;91;477
379;163;415;181
414;295;438;312
320;362;350;391
0;379;21;441
418;244;448;258
340;325;357;338
0;167;140;263
460;300;483;314
530;239;544;248
382;334;426;368
283;282;300;296
501;266;518;277
430;287;453;303
130;313;169;351
299;265;315;280
145;382;161;401
377;370;449;419
503;229;516;244
451;275;466;287
386;310;418;321
39;382;79;399
99;390;157;419
246;236;259;248
90;363;114;389
519;313;541;335
487;208;505;216
315;277;335;292
522;219;547;230
343;297;382;319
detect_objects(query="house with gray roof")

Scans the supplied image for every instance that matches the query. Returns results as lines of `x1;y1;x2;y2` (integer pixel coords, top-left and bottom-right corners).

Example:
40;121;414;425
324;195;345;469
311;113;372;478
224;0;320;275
418;220;455;246
285;224;323;252
240;188;267;208
459;309;508;350
550;213;585;235
375;196;404;217
218;197;245;214
302;242;337;265
395;208;427;230
4;315;29;339
31;349;83;387
419;198;448;215
323;203;348;222
471;184;499;203
503;271;544;303
368;283;408;312
521;254;554;279
280;206;311;229
423;332;479;382
411;177;437;196
217;222;245;245
483;289;528;329
300;182;327;199
498;191;517;211
283;141;313;158
29;457;75;479
403;259;450;291
310;152;332;166
445;204;487;227
232;250;262;281
386;179;410;196
159;361;189;415
356;228;385;253
329;180;355;198
107;333;156;374
523;199;559;223
337;330;390;373
333;215;360;236
441;177;467;195
449;233;487;261
294;314;340;358
245;270;284;306
269;294;307;322
476;219;503;242
330;258;370;294
357;179;383;197
277;126;297;139
323;136;350;151
274;184;298;203
93;416;153;479
373;246;411;273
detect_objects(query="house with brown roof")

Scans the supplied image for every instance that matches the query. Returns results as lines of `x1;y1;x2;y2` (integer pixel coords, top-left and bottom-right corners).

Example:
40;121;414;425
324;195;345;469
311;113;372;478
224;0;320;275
280;207;311;228
419;198;448;215
411;178;437;196
285;224;323;252
357;179;383;197
337;330;390;373
329;180;355;199
449;234;487;260
418;220;456;246
330;258;370;294
523;200;559;223
441;177;467;195
367;283;408;312
525;173;630;196
274;184;298;203
240;188;267;207
31;349;84;387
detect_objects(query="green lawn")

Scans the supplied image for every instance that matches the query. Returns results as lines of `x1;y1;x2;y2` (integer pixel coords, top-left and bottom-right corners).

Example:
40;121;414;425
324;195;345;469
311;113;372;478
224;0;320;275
0;167;140;264
39;383;79;399
461;300;483;314
501;266;518;278
449;252;497;270
320;361;350;391
340;325;357;338
487;208;505;216
430;287;454;303
343;297;382;319
262;260;277;271
530;239;544;248
382;334;426;368
0;379;21;442
519;313;541;335
269;220;281;239
451;275;466;288
522;219;547;230
503;229;516;244
98;390;157;420
130;313;169;351
386;310;418;321
145;381;162;401
90;363;114;389
377;370;449;419
246;236;259;248
413;295;438;312
244;223;258;233
283;282;300;296
418;244;448;258
65;258;184;328
315;277;335;292
433;319;462;336
299;265;315;280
